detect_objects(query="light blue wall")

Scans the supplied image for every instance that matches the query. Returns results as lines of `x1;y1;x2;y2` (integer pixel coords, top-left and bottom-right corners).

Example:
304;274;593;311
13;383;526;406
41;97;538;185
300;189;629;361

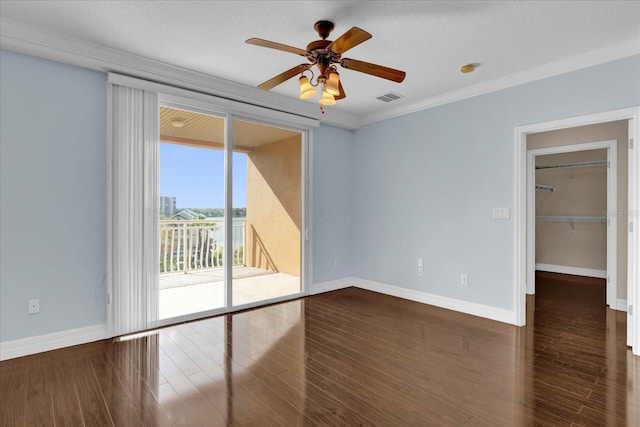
312;124;354;283
1;47;637;342
0;49;353;342
0;50;107;341
352;55;640;310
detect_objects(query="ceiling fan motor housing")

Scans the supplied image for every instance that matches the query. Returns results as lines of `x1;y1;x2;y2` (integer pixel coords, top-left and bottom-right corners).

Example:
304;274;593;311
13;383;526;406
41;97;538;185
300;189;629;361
306;39;334;60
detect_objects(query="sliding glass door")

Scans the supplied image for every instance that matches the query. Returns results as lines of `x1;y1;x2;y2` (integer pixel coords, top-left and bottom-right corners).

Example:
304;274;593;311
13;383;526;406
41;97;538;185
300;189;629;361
157;106;306;322
158;107;227;319
232;119;302;307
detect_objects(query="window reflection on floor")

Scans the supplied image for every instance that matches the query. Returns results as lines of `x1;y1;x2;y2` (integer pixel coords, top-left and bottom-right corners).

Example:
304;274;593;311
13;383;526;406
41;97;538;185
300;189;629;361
136;299;305;423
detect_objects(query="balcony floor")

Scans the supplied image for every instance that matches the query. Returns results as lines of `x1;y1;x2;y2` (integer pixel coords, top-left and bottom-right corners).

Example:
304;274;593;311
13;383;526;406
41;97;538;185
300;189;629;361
159;267;300;319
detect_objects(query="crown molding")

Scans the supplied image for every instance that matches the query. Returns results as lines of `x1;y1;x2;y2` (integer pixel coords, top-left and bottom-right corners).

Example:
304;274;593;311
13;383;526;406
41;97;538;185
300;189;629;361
359;39;640;126
0;17;360;130
2;17;638;130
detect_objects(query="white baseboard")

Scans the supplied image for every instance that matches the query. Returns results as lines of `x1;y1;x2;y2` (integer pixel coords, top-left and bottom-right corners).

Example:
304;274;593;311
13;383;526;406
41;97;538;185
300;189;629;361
0;324;107;361
615;299;628;312
352;278;517;325
8;274;618;360
536;263;607;279
2;280;348;360
309;277;354;295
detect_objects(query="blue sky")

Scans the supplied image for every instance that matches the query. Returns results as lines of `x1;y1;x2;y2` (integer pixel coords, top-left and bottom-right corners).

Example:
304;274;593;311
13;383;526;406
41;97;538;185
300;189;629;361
160;143;247;208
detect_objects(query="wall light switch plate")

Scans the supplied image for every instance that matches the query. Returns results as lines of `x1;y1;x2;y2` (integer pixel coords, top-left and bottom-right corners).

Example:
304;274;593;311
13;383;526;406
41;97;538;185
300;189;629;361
493;207;510;219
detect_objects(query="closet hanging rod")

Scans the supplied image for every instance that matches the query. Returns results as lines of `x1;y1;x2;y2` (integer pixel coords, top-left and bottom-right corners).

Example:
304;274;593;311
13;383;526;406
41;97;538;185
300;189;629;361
536;215;607;223
535;184;555;192
535;160;608;170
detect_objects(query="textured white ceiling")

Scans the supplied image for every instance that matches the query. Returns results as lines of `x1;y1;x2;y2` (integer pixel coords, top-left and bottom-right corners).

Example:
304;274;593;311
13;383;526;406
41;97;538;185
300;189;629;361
1;1;639;119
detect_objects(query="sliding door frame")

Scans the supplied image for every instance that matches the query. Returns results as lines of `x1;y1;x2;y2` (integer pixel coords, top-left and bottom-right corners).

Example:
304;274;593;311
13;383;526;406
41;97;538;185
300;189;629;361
226;115;311;312
155;93;313;326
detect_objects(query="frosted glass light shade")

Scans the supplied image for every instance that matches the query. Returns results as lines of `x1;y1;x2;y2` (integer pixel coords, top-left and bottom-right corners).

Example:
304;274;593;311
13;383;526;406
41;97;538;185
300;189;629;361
298;76;316;99
325;72;340;96
319;90;336;106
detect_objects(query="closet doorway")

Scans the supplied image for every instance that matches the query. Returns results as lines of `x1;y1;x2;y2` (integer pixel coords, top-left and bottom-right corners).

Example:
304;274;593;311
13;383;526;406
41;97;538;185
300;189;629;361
515;111;639;355
527;140;617;306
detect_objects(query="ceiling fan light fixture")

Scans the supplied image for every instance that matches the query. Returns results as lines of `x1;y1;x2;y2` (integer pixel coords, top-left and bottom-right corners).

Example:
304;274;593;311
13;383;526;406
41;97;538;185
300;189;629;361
324;71;340;96
298;76;316;99
247;21;406;113
319;90;336;106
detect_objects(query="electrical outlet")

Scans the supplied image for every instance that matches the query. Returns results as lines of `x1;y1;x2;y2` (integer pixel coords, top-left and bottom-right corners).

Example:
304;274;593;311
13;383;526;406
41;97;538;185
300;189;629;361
28;298;40;314
460;274;469;286
417;257;424;276
333;259;341;269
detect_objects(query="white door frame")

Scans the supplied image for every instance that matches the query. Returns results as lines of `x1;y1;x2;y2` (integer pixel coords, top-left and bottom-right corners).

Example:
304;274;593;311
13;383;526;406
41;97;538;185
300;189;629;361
514;107;640;356
526;141;617;305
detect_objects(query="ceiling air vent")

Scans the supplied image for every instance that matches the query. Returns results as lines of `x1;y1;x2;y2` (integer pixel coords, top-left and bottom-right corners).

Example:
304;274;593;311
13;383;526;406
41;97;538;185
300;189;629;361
376;92;404;103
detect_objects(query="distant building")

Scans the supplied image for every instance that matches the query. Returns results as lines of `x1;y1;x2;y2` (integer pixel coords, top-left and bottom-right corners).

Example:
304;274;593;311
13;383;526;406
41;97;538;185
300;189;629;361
160;196;176;217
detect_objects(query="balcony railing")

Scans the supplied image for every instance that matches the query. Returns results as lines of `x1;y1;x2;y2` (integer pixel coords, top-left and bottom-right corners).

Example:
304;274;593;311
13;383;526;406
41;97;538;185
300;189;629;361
159;219;245;274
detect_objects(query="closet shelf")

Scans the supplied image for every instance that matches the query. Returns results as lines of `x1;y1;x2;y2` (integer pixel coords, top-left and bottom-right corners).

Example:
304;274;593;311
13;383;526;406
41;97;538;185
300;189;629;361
536;215;606;223
535;160;608;170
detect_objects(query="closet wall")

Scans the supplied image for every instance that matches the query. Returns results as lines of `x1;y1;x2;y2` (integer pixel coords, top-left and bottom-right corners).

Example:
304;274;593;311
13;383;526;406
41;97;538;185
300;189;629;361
527;121;628;301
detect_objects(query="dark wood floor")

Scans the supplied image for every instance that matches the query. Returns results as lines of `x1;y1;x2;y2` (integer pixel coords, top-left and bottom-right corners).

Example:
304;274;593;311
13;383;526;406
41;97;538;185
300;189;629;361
1;273;638;426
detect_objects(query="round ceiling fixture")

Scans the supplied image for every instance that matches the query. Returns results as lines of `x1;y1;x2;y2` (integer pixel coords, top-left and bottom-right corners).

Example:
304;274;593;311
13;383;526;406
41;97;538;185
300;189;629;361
460;63;477;74
170;118;186;128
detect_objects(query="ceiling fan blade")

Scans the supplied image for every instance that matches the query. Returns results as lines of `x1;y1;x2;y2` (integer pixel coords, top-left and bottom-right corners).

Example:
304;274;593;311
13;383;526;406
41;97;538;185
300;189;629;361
340;58;406;83
326;27;372;54
246;38;307;56
257;64;309;91
335;80;346;100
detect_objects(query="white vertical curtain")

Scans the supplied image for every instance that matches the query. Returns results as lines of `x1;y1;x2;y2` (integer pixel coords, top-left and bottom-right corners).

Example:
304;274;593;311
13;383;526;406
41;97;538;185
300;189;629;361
107;83;159;337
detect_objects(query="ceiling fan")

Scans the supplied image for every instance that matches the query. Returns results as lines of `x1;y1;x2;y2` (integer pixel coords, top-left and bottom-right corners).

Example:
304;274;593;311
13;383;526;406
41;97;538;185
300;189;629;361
246;20;406;112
